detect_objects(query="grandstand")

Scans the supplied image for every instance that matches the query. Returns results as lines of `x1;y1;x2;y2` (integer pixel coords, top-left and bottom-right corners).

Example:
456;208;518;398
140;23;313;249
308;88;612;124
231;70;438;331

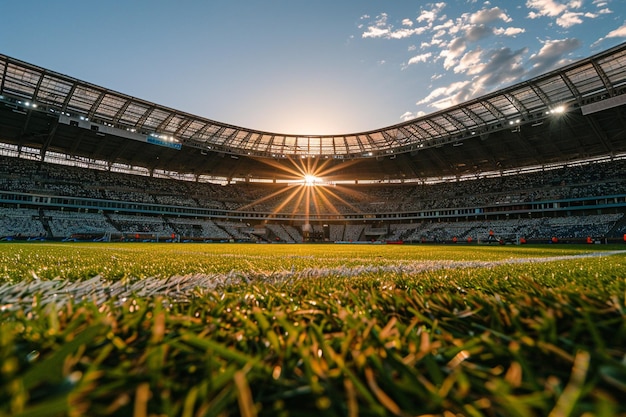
1;43;626;243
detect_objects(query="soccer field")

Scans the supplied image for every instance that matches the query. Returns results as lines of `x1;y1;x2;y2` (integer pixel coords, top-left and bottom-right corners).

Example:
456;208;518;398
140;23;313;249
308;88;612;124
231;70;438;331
1;242;625;416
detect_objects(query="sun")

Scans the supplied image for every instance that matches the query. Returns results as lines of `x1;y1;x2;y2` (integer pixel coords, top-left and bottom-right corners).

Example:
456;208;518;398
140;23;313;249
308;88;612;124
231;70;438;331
304;174;320;186
236;155;366;227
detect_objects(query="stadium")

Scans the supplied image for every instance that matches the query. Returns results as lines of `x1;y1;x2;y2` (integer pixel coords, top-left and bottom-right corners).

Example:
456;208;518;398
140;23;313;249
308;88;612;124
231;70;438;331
1;43;626;244
1;42;626;417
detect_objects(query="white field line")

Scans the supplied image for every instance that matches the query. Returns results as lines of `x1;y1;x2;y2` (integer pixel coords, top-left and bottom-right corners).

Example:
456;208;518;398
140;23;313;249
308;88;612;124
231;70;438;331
0;251;623;313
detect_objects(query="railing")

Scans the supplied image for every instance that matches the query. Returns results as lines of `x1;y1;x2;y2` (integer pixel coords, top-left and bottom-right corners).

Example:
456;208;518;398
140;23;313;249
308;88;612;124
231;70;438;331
1;189;624;224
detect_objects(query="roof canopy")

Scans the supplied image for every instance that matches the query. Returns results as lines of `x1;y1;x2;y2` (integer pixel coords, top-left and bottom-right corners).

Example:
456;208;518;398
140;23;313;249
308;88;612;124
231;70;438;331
1;43;626;181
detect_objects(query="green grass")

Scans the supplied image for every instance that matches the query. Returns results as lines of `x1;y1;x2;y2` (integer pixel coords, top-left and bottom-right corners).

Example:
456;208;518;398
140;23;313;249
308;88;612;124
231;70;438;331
1;242;625;416
0;242;616;282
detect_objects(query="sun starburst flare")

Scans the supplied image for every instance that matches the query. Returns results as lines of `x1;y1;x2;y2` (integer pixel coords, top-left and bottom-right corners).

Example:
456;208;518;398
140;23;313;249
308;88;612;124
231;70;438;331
234;156;367;224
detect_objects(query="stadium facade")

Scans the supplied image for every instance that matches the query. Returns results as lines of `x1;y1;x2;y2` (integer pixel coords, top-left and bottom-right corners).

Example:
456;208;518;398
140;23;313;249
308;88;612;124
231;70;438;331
1;43;626;243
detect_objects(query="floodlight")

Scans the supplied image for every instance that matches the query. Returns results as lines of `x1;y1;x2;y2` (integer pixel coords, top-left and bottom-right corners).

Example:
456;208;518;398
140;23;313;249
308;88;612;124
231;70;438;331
547;105;566;115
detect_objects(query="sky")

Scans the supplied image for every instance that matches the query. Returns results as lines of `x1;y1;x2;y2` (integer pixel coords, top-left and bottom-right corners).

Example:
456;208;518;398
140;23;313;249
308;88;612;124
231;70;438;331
1;1;626;135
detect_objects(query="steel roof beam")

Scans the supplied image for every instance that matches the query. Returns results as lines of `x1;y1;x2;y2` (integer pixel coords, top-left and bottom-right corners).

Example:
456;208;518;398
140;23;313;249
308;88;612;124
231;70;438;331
112;98;134;125
38;118;60;161
135;106;157;129
591;59;616;97
441;113;468;135
503;93;529;119
560;74;584;110
156;112;177;132
3;43;626;173
87;89;107;121
399;125;430;146
478;99;506;126
0;58;7;93
460;107;487;130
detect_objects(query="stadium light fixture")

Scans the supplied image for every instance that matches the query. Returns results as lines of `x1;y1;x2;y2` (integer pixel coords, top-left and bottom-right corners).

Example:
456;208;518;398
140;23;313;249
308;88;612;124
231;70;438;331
546;105;566;115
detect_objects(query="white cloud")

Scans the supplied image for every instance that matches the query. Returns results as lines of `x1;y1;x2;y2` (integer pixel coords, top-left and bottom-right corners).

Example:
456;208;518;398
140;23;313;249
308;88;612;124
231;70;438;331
591;0;611;14
400;111;415;121
417;2;446;24
389;27;429;39
434;17;462;39
494;27;526;36
417;11;436;24
406;52;433;66
399;110;427;122
420;36;446;50
434;19;456;32
416;80;471;107
526;0;568;18
417;46;528;111
358;3;453;43
430;73;443;82
362;13;390;39
526;0;598;28
606;22;626;38
356;0;624;129
475;47;527;87
591;21;626;47
362;26;390;39
557;11;584;27
361;12;429;39
470;7;512;24
440;37;467;70
556;12;598;28
423;4;528;73
465;24;495;42
527;38;581;77
457;48;486;75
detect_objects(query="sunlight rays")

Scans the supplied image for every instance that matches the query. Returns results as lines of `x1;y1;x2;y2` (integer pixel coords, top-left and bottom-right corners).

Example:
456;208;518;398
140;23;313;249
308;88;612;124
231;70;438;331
236;185;299;212
234;156;367;222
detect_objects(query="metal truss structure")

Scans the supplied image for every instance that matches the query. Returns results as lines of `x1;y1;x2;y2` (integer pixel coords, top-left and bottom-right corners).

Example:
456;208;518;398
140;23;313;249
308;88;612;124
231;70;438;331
1;42;626;182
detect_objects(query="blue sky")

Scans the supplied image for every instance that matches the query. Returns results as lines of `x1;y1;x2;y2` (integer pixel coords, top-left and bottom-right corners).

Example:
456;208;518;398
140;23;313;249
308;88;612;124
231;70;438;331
1;1;625;135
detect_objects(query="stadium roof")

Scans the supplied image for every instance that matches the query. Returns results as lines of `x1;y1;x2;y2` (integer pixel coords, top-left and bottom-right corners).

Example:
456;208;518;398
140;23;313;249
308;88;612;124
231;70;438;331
1;42;626;182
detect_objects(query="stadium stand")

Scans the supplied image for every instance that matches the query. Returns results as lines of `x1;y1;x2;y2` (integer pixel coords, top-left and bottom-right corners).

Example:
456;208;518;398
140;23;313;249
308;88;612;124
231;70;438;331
0;153;624;242
1;44;626;243
45;210;117;239
0;207;46;239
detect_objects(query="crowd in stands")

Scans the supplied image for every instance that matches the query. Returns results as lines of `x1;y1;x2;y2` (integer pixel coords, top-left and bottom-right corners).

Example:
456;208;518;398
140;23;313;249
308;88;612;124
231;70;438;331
0;207;46;238
47;210;118;237
2;155;626;216
395;213;623;243
0;154;625;242
0;207;623;243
